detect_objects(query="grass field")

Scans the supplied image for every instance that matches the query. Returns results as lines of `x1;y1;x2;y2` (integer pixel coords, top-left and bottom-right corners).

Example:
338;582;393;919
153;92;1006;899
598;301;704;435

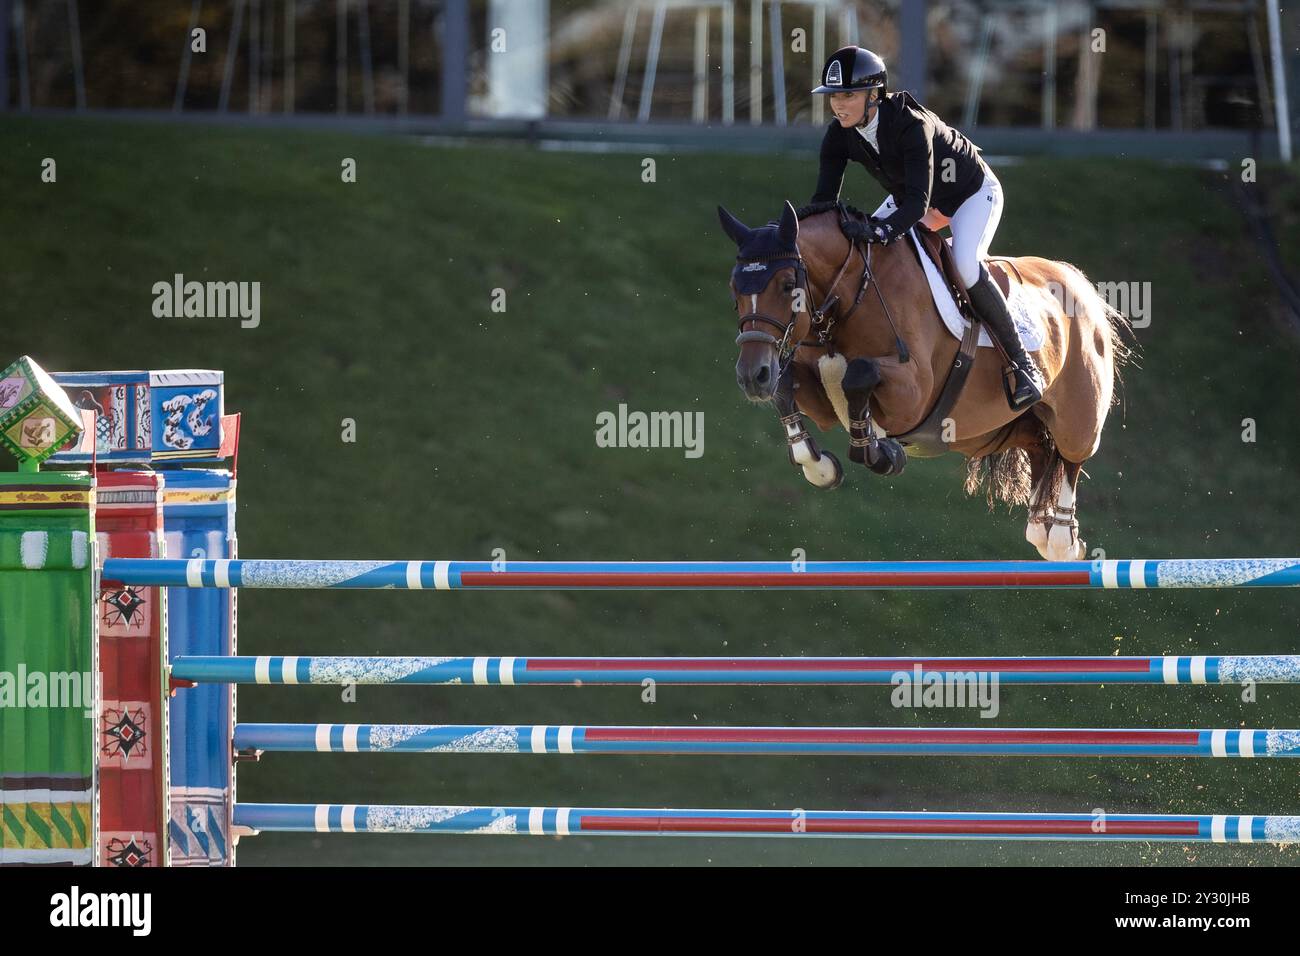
1;116;1297;866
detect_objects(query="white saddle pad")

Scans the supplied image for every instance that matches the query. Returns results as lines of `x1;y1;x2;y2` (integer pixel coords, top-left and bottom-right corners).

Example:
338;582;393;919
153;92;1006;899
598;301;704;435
906;229;1046;351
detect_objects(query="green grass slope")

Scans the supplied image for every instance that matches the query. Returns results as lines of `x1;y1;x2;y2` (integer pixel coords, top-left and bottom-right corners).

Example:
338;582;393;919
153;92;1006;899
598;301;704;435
1;117;1297;866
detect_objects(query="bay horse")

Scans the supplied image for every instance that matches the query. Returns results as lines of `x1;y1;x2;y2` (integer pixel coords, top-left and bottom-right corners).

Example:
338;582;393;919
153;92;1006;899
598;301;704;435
719;200;1130;561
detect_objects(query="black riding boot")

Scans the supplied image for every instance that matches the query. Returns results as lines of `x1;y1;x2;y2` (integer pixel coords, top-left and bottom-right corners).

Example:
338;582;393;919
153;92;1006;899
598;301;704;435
966;264;1044;410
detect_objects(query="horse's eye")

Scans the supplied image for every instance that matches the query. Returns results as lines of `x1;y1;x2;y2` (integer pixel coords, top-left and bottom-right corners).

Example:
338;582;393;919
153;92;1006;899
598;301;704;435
782;283;795;294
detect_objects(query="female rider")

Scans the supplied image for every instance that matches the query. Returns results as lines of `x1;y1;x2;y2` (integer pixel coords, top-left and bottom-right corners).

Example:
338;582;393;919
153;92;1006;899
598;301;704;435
809;46;1043;409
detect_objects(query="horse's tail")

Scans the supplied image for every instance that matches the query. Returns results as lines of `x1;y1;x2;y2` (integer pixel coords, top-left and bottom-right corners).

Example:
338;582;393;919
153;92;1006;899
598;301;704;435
964;422;1042;510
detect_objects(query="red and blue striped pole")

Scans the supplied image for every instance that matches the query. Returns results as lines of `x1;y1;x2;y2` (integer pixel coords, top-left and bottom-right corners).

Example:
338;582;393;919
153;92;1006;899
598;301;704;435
171;654;1300;686
232;723;1300;758
103;557;1300;590
231;804;1300;843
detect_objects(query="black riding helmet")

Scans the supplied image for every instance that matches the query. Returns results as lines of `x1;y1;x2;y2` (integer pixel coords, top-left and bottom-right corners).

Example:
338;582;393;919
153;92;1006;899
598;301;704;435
811;46;888;96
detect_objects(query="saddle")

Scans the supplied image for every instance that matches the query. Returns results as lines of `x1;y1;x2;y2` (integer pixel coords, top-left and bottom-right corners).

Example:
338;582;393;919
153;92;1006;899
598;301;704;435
908;223;1015;312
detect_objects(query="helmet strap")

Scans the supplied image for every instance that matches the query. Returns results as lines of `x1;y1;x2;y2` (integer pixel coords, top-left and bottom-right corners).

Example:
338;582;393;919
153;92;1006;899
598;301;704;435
856;95;878;128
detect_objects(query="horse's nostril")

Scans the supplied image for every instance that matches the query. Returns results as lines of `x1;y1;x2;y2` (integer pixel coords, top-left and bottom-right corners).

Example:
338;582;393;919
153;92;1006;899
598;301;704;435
755;365;771;386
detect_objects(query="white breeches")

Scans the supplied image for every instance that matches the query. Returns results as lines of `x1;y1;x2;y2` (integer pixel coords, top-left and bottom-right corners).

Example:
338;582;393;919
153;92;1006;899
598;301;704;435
872;171;1004;289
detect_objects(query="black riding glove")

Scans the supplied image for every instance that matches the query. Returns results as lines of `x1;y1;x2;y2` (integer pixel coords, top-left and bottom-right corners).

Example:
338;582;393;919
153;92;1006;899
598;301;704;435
866;218;897;245
843;218;897;245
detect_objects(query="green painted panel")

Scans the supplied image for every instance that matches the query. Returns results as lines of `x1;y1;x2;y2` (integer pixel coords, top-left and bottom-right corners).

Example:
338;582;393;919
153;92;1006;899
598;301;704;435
0;471;94;865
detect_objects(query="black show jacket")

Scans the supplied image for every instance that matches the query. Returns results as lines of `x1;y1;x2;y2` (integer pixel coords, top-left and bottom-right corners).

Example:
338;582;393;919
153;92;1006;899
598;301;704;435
811;91;990;234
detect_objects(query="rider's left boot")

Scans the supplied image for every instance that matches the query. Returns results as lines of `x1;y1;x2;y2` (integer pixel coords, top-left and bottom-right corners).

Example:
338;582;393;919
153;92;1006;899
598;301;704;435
966;264;1045;410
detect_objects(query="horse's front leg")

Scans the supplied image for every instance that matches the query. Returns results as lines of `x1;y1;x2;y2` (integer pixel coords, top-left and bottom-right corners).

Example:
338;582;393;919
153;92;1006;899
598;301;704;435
841;357;907;476
773;362;843;490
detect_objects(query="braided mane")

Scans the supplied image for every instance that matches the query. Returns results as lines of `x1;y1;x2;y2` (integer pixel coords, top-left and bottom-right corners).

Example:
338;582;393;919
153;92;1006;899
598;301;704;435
762;201;868;228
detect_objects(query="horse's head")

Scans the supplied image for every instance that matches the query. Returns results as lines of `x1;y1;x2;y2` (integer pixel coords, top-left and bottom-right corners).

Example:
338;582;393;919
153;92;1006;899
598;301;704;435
718;201;811;401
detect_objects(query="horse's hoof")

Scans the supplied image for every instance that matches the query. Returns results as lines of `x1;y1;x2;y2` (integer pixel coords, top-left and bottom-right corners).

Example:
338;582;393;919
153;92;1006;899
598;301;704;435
866;438;907;477
1044;530;1083;562
802;450;844;490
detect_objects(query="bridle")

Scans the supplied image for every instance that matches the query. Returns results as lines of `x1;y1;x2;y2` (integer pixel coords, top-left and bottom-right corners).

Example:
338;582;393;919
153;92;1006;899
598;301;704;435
732;221;910;377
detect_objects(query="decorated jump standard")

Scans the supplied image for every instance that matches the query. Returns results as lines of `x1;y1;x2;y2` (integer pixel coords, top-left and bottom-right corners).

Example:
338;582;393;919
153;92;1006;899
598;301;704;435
104;556;1300;590
0;356;236;867
171;654;1300;686
233;724;1300;758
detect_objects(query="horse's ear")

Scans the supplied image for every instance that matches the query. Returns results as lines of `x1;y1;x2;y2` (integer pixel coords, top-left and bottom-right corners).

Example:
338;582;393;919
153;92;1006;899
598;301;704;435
717;205;751;247
777;201;799;248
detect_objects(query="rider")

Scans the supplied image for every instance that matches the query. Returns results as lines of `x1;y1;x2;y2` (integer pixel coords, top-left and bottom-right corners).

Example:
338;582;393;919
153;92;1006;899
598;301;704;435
809;45;1043;410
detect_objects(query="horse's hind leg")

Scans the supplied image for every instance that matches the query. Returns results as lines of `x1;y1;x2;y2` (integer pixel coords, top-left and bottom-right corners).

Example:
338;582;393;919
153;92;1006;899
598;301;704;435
1026;449;1087;561
1020;258;1115;561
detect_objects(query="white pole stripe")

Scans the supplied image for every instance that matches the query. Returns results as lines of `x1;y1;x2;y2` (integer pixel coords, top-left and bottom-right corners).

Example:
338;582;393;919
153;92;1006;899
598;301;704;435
1210;815;1227;843
472;657;489;685
282;656;300;685
433;561;451;590
500;657;517;686
315;804;330;832
186;557;205;587
406;562;422;590
528;807;545;835
559;726;575;754
316;725;331;751
344;724;360;752
557;808;571;836
1210;729;1227;757
1241;730;1256;758
1162;656;1179;684
529;725;546;754
1130;560;1148;588
255;656;271;684
1239;815;1255;843
1191;657;1208;684
214;559;232;588
1101;560;1119;588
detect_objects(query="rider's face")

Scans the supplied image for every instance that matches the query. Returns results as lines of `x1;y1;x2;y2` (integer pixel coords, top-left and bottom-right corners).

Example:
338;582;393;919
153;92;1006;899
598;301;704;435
829;90;877;127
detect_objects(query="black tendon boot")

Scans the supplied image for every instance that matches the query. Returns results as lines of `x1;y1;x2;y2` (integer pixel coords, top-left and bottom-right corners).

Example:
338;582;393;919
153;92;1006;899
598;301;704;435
966;264;1044;410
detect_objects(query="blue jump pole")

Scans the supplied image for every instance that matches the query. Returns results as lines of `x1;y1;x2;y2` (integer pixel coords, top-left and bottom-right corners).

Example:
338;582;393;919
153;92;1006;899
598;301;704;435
232;723;1300;758
231;804;1300;843
171;654;1300;686
103;557;1300;590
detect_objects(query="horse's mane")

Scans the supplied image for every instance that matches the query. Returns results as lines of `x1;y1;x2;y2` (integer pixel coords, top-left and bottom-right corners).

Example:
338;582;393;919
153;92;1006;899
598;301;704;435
762;200;868;230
